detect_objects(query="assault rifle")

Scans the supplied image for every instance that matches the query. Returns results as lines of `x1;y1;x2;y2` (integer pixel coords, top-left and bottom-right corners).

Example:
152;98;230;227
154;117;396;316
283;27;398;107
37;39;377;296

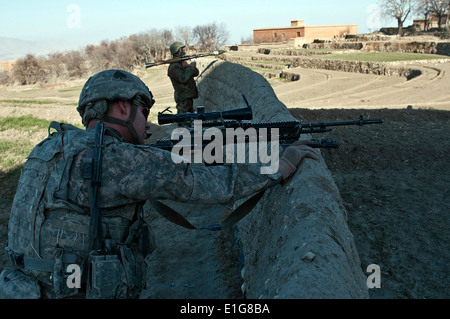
149;106;383;151
144;50;226;68
148;106;383;231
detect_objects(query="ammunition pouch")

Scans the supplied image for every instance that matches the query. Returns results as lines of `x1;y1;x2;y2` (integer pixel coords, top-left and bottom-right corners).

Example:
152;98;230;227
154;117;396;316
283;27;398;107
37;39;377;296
86;250;124;299
4;244;83;299
5;212;153;299
86;245;146;299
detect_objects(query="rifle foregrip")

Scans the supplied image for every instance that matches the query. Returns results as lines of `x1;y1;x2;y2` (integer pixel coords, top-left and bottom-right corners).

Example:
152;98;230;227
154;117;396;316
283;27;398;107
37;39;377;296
305;139;339;148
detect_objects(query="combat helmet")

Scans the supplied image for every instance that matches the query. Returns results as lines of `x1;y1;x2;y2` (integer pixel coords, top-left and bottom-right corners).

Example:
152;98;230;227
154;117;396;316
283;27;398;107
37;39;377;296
77;69;155;144
170;41;185;56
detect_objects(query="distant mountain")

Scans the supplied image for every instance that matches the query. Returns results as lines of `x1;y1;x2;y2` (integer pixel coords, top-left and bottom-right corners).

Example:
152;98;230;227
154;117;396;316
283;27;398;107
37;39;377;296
0;36;84;62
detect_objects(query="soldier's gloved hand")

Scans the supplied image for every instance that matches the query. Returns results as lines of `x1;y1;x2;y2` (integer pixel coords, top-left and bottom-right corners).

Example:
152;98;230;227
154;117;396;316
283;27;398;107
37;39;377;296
279;140;320;182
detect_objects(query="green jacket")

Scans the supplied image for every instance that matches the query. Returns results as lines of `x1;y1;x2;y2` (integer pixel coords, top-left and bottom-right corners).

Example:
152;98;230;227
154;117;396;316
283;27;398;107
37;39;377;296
167;62;199;102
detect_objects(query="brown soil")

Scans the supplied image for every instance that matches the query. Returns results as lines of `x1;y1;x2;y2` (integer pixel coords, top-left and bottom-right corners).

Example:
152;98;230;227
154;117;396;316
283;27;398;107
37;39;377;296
290;107;450;298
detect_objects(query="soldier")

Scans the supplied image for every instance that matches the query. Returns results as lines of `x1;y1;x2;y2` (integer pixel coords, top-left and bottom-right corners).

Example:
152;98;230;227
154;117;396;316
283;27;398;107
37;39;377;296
167;41;199;114
0;69;319;299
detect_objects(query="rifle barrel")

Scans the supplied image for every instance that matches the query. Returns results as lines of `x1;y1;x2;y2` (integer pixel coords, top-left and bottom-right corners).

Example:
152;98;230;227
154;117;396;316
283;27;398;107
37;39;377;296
302;117;383;129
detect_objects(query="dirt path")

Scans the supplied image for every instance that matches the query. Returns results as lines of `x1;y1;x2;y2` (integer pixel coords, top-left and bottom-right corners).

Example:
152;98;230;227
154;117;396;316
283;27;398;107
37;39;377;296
291;107;450;298
274;62;450;110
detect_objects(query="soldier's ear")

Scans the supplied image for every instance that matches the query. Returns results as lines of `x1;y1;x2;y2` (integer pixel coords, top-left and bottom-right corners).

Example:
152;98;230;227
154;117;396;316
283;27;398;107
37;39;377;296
116;100;131;118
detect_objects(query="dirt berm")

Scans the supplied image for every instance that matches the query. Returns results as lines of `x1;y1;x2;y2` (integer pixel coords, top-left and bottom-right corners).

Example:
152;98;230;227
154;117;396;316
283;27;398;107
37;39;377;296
140;59;369;299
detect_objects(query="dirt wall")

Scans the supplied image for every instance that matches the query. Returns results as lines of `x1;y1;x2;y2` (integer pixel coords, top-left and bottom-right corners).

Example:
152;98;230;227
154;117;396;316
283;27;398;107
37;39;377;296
363;41;450;56
303;40;450;56
194;59;369;298
251;55;423;78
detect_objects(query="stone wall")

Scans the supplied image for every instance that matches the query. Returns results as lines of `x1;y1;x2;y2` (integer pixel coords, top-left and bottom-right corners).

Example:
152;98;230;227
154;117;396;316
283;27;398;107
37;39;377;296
290;40;450;56
288;58;423;78
250;54;423;79
363;41;440;54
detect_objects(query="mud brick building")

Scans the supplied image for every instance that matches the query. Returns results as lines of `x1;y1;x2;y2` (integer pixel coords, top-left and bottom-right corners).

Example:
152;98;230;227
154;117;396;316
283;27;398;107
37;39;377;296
253;20;358;44
413;13;449;31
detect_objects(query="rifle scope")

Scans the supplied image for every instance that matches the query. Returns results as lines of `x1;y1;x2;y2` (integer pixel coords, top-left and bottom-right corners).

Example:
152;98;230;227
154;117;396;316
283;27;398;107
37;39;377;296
158;106;253;125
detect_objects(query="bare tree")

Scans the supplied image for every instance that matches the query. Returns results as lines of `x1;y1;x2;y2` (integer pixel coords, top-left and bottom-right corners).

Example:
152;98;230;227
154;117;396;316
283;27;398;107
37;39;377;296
85;40;114;72
192;22;230;51
378;0;415;36
64;50;87;78
175;26;193;50
131;29;173;61
0;71;11;86
12;54;43;85
44;52;67;80
128;31;158;64
159;29;174;58
240;35;253;45
414;0;433;30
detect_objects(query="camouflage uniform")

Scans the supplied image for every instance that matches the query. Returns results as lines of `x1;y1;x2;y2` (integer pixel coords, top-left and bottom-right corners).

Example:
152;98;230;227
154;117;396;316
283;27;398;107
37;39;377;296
0;69;281;299
167;62;199;114
167;42;199;114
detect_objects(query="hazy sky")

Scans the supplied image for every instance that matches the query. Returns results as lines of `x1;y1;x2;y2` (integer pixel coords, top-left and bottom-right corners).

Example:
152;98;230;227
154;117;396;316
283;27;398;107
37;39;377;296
0;0;412;49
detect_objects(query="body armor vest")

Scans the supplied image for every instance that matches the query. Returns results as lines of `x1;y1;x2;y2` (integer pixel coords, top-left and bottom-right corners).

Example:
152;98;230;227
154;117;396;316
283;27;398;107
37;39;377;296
7;122;151;298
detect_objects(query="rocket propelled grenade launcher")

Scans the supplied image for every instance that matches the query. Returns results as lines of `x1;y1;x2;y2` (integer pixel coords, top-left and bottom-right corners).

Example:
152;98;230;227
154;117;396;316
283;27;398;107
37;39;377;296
144;50;227;68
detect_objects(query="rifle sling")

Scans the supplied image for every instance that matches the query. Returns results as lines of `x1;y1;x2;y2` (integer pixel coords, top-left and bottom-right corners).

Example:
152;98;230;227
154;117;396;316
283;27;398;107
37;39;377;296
219;189;266;229
150;189;266;231
150;200;196;230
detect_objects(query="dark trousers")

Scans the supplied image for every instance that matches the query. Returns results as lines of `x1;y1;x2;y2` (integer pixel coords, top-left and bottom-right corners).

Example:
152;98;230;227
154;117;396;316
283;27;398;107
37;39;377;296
176;99;194;114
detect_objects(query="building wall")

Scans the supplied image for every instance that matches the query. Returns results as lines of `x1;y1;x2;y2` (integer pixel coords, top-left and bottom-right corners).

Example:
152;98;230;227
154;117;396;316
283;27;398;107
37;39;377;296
413;13;450;30
305;25;357;40
253;20;358;44
253;27;305;43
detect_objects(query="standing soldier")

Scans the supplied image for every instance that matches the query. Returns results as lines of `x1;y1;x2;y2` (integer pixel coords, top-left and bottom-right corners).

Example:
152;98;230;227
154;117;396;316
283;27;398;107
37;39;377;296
167;41;199;114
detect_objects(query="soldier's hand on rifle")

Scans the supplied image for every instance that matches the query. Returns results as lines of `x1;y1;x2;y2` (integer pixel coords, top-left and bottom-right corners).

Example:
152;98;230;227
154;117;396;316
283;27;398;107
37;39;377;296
279;140;320;182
